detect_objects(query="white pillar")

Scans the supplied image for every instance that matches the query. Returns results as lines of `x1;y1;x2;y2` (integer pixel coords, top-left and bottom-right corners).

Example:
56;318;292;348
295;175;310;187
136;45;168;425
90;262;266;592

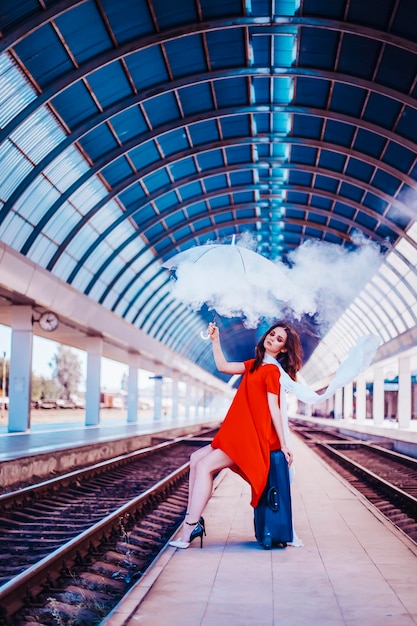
153;374;163;420
343;382;353;420
86;336;103;426
202;387;209;417
355;373;367;423
185;381;192;418
398;355;411;429
193;385;200;417
127;353;140;423
8;306;33;432
171;374;179;420
334;387;343;420
327;396;334;418
373;365;385;426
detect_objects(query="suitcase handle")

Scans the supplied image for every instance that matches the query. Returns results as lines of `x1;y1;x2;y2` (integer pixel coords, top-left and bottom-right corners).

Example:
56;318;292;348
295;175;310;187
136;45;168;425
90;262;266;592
267;486;279;512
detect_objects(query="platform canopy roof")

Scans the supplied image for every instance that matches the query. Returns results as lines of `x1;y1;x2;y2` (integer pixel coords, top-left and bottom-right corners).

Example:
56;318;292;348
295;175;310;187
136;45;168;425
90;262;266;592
1;0;417;383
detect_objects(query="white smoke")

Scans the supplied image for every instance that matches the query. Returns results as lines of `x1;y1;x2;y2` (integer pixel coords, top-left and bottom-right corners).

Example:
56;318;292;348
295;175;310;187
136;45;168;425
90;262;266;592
276;232;383;328
167;231;383;331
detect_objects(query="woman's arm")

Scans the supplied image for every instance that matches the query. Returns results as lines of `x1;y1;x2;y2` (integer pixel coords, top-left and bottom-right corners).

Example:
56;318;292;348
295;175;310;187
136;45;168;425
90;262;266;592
267;391;293;466
208;322;245;375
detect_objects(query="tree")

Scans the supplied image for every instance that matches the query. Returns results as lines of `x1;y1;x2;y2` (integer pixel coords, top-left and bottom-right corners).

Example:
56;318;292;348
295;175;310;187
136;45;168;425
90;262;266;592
31;375;60;401
51;345;83;400
0;358;8;396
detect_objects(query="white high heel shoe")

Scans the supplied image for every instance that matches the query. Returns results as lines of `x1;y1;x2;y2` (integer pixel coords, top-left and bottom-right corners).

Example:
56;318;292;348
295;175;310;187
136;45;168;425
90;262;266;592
169;538;191;549
169;520;205;549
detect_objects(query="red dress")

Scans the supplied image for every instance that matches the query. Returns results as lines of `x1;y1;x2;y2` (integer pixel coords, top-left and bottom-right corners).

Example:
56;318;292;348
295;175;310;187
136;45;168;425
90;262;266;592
211;359;282;507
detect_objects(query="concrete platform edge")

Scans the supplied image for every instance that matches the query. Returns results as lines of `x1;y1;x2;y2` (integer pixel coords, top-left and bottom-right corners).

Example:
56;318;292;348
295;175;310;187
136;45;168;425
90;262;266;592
101;470;228;626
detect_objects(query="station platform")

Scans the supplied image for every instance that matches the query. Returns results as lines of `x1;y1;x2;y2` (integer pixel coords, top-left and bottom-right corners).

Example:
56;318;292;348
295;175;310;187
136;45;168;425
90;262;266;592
103;434;417;626
0;414;216;462
297;416;417;460
0;414;219;491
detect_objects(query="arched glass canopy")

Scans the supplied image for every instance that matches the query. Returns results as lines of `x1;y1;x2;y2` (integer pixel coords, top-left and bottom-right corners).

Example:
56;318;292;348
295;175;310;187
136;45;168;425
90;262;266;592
0;0;417;382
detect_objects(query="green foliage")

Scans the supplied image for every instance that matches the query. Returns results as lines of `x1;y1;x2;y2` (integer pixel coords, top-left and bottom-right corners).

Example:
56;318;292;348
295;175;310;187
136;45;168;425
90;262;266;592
51;345;83;400
31;345;83;402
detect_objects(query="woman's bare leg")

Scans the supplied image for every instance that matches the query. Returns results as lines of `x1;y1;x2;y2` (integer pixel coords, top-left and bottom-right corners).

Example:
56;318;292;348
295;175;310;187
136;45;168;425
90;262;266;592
186;444;213;517
178;446;234;543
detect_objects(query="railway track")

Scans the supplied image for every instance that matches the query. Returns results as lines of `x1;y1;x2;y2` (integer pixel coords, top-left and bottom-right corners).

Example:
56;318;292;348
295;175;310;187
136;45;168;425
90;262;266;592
0;433;214;625
2;421;416;624
292;421;417;545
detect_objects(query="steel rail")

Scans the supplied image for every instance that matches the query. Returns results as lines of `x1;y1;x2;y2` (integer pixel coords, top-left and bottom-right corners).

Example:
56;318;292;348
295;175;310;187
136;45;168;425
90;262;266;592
0;461;189;620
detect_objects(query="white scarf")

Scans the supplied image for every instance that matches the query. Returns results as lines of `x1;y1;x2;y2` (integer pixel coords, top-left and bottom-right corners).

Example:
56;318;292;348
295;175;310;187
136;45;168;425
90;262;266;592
263;333;381;445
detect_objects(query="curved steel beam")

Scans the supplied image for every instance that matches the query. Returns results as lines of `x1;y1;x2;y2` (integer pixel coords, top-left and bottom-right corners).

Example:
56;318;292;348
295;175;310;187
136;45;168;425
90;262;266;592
0;0;87;53
2;14;417;141
29;126;413;268
3;61;417;200
10;102;416;266
100;178;416;321
59;157;408;292
19;123;414;263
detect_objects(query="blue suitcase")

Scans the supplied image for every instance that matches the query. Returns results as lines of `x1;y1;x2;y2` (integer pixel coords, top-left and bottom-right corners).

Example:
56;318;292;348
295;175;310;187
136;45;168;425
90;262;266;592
254;450;293;549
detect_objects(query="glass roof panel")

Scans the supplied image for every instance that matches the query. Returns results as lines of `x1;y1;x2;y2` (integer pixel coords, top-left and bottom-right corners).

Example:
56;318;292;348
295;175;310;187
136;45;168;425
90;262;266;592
0;141;33;202
101;0;154;42
29;235;59;266
111;107;149;143
142;92;180;128
55;2;113;63
0;55;36;128
206;29;245;68
10;108;65;163
43;147;90;191
387;252;412;277
13;24;74;87
178;82;214;116
0;212;33;249
51;82;99;128
125;46;169;89
165;35;206;76
88;62;133;108
158;129;190;156
39;201;81;242
396;238;417;266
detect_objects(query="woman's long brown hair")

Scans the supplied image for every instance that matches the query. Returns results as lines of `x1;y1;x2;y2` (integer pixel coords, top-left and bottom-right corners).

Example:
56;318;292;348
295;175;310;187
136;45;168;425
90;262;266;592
250;320;303;380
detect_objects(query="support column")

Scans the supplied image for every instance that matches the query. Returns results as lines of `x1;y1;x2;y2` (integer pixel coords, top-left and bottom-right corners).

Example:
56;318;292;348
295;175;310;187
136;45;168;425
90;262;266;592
327;396;334;419
373;365;385;426
355;373;367;423
185;381;192;419
202;387;209;417
193;385;200;418
171;373;179;420
8;306;33;432
85;336;103;426
334;387;343;420
398;355;411;429
343;382;353;420
127;353;140;423
153;374;163;420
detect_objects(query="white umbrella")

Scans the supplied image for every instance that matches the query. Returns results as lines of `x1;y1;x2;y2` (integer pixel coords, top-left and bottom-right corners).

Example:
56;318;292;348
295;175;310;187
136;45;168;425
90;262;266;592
162;237;293;328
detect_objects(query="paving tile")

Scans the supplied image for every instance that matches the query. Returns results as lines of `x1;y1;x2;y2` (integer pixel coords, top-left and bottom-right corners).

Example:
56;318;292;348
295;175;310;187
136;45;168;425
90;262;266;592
104;436;417;626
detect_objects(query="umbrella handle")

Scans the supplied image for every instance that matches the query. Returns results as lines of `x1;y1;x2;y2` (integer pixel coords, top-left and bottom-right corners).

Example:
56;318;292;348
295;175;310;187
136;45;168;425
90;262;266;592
200;316;217;341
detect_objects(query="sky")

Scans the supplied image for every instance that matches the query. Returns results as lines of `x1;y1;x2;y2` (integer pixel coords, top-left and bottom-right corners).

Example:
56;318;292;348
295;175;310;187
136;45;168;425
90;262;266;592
0;323;129;391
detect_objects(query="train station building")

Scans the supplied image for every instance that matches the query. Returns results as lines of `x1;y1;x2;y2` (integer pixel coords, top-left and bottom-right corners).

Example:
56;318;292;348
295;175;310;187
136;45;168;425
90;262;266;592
1;2;417;625
0;0;417;435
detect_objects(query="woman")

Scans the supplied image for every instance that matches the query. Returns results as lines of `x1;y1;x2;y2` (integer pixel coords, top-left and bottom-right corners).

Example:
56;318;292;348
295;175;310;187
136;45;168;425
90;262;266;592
169;320;303;549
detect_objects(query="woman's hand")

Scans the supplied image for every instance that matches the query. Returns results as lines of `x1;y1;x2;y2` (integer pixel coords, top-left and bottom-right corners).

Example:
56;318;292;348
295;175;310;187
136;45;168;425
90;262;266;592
281;445;293;466
207;322;219;341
